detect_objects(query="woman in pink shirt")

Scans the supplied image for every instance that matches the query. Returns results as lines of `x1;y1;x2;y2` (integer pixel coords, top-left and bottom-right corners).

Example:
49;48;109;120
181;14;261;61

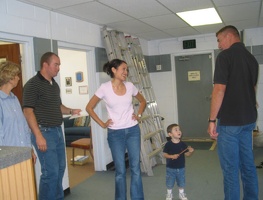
86;59;146;200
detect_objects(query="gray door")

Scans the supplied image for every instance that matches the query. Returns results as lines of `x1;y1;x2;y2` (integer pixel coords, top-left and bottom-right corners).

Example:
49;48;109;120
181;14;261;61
175;53;213;138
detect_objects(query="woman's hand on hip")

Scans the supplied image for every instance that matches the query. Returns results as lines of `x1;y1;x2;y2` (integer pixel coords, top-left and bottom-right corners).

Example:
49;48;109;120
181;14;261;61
102;119;113;128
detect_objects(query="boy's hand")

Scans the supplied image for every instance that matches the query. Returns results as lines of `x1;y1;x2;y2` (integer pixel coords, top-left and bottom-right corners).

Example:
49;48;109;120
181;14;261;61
171;154;180;160
187;146;194;153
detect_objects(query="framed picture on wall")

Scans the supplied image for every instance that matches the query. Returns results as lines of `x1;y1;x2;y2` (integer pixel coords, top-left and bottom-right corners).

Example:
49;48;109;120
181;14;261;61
79;85;88;94
66;88;72;94
65;77;72;86
76;71;83;82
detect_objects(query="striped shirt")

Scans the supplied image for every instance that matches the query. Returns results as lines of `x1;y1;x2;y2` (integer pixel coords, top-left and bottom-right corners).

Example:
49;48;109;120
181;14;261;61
23;72;63;127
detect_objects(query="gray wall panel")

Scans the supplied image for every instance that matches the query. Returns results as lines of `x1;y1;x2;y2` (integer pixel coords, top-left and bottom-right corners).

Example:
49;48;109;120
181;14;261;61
95;47;108;72
145;54;171;73
33;37;58;71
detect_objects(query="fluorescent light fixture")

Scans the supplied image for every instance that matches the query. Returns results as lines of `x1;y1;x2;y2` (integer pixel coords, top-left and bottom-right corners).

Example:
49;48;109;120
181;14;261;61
177;7;222;26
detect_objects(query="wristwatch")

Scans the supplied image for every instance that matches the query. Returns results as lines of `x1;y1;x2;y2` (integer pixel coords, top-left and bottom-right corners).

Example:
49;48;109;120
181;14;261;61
208;118;216;123
138;114;142;118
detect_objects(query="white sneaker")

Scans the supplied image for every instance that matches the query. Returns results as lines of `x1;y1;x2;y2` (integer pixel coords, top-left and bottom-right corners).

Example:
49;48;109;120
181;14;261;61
166;193;173;200
179;192;188;200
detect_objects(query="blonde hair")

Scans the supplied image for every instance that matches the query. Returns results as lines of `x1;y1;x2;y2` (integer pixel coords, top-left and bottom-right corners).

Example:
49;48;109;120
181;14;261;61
0;61;20;86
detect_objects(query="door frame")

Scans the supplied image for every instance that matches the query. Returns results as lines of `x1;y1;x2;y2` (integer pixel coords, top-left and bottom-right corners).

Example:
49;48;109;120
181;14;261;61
170;50;216;125
0;32;35;84
58;41;107;171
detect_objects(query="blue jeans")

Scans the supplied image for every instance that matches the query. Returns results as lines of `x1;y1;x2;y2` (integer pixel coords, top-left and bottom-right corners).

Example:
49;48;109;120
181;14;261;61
166;167;185;189
32;126;66;200
107;124;144;200
217;121;258;200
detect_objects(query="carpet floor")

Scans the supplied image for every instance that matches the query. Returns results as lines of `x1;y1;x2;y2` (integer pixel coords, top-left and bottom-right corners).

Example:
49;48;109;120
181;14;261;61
66;147;95;188
65;146;263;200
182;140;217;150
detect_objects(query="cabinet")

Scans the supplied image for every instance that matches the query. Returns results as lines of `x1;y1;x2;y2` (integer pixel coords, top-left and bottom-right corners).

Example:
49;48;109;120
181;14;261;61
0;146;36;200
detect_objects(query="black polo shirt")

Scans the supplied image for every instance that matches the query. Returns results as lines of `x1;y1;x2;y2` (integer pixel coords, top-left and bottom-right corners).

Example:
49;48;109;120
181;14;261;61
23;72;63;127
214;42;258;126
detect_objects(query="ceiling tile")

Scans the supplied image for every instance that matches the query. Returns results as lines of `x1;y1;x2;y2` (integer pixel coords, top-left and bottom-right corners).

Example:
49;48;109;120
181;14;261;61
218;2;261;22
163;27;200;37
59;1;132;24
213;0;261;7
158;0;214;12
224;19;260;30
99;0;171;18
108;19;158;34
140;14;189;30
135;30;173;40
19;0;93;9
194;23;225;34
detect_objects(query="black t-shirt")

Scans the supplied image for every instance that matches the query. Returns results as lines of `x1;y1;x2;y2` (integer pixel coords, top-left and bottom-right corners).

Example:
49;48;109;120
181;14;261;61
163;140;188;169
214;42;258;126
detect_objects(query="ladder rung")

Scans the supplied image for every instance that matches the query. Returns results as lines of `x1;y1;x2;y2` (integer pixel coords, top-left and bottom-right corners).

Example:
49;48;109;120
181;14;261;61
147;100;156;104
148;148;163;159
143;86;152;89
143;129;162;140
161;142;167;147
139;115;151;121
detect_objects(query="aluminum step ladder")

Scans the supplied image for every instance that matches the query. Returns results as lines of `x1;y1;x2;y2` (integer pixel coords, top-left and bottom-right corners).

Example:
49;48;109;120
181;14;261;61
102;27;167;176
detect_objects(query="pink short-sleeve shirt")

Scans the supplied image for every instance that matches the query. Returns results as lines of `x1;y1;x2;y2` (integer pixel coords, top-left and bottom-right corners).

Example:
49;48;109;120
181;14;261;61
95;81;139;129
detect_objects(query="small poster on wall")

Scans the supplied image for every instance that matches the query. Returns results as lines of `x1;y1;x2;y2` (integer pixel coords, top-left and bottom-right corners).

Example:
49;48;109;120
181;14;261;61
79;85;88;94
76;71;83;82
66;88;72;94
65;77;72;86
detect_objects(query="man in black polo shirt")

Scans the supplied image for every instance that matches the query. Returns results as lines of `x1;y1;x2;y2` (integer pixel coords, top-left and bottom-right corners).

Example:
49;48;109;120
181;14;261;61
207;25;259;200
23;52;81;200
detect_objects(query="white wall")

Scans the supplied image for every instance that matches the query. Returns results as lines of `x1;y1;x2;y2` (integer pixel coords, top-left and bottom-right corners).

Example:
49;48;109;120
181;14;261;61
59;48;89;114
0;0;103;47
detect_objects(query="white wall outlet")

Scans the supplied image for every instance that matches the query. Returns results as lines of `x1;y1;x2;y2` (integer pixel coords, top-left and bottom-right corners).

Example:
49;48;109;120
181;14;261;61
156;65;162;71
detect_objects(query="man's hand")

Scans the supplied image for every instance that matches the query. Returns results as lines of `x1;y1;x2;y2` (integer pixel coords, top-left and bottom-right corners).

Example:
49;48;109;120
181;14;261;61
36;134;47;152
208;122;218;140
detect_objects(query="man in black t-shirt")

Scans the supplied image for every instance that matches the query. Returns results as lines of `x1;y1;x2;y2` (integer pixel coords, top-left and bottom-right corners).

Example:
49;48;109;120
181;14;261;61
207;25;259;200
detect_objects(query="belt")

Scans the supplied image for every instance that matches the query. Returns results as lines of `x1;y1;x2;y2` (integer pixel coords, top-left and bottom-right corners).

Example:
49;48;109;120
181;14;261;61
38;125;60;128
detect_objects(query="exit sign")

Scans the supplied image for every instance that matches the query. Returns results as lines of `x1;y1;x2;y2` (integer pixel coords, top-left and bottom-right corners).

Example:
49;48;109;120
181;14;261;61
183;39;196;49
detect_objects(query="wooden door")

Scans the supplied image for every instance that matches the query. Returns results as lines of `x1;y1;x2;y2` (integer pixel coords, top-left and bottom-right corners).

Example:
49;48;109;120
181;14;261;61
0;44;23;105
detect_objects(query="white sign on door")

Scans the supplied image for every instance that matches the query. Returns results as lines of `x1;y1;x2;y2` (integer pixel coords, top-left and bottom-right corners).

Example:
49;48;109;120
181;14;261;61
188;70;200;81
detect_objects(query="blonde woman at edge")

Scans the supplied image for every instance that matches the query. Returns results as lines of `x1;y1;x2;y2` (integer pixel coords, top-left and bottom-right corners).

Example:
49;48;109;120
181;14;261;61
0;61;36;162
86;59;146;200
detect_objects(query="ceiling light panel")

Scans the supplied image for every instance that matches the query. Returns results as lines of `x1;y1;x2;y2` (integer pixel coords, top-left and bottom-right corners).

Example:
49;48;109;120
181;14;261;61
177;8;222;26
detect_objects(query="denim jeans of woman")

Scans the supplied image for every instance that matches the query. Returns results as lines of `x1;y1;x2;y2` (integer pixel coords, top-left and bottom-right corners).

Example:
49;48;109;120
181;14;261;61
32;126;66;200
107;124;144;200
217;121;258;200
